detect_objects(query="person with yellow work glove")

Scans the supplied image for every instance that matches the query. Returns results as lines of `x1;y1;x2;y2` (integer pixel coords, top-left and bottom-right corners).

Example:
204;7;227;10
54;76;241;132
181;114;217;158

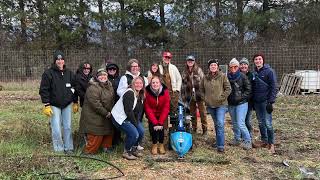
39;50;78;154
43;104;53;117
73;103;79;113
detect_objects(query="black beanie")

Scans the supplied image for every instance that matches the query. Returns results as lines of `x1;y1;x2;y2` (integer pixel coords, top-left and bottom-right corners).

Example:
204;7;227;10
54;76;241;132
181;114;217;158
53;50;65;62
207;59;219;68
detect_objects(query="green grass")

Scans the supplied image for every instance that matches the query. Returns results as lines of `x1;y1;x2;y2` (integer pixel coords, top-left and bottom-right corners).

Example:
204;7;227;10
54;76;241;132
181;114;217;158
0;87;320;179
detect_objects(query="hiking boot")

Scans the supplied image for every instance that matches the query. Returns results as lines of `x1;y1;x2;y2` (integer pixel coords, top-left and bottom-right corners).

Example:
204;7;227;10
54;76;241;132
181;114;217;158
229;139;241;146
268;144;276;154
122;151;137;160
151;144;158;155
158;143;166;154
242;142;252;150
64;150;74;155
253;141;268;148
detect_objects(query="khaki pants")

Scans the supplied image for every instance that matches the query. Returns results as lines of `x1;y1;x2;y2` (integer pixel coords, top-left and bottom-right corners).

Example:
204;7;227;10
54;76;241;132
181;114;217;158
189;98;207;132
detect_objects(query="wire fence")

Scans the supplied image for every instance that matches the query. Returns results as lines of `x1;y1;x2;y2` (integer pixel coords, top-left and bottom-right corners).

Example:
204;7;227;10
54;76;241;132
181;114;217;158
1;45;320;85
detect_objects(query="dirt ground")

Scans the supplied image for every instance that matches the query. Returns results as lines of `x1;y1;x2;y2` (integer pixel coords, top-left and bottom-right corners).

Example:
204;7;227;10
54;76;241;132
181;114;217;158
0;91;319;179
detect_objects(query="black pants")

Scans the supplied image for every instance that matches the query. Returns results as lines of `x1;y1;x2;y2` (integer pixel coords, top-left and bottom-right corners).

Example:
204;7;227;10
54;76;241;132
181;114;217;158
149;123;164;144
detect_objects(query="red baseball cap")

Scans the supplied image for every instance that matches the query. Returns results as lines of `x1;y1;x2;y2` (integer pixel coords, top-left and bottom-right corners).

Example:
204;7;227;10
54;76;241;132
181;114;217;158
162;51;172;58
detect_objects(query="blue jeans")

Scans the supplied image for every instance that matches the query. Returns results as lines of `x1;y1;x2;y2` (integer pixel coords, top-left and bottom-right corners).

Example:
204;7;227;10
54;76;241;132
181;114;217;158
51;104;73;152
254;101;274;144
112;118;144;151
228;103;251;143
207;106;227;150
245;106;253;138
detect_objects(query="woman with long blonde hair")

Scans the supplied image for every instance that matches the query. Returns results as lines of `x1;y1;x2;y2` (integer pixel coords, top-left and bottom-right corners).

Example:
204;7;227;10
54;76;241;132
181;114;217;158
111;76;145;160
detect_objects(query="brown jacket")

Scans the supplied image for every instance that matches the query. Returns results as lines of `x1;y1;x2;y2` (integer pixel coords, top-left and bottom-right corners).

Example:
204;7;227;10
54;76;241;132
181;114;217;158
79;80;115;136
200;71;231;108
181;64;204;102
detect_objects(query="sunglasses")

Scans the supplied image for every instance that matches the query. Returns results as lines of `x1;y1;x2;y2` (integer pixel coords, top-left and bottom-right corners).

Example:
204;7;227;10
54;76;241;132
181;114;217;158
164;56;171;59
83;67;91;70
108;68;117;71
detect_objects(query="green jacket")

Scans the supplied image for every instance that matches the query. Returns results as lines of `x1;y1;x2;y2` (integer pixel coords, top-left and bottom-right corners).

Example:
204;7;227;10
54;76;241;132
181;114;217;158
79;80;115;136
200;71;231;108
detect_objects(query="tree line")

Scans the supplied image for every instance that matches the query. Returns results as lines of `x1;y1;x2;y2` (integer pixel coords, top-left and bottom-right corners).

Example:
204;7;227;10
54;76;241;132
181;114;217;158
0;0;319;52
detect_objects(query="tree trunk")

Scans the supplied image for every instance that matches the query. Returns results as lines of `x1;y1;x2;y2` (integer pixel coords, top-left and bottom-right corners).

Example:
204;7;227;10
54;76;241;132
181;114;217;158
98;0;107;49
79;0;88;46
236;0;244;44
119;0;128;55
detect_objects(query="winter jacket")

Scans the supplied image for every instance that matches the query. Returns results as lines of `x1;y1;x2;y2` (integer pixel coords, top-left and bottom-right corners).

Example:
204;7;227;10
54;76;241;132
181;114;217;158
39;64;77;108
117;71;148;96
243;71;254;108
181;65;205;102
252;64;278;104
144;84;170;126
159;63;182;92
200;71;231;108
227;71;251;106
74;63;93;107
107;63;121;103
79;80;115;135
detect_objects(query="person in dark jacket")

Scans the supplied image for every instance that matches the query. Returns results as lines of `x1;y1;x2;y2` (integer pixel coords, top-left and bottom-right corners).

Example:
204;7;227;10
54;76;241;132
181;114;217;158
227;58;252;150
106;62;122;146
74;62;93;107
239;58;254;139
39;50;79;153
144;76;170;155
251;53;278;154
79;69;115;154
111;76;145;160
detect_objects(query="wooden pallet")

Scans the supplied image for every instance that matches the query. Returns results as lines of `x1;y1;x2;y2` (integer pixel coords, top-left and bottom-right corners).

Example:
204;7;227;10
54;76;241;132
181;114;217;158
300;89;320;95
280;74;303;95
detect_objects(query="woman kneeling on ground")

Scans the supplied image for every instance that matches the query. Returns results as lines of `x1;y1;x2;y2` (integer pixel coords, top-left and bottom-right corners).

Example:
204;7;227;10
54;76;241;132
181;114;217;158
144;76;170;155
111;76;145;160
79;68;115;154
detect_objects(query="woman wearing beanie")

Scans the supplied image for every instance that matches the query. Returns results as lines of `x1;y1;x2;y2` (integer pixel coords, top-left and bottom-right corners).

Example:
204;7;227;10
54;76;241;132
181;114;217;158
39;50;78;153
181;55;207;137
227;58;252;150
200;59;231;153
111;76;145;160
79;69;115;154
144;76;170;155
239;58;254;141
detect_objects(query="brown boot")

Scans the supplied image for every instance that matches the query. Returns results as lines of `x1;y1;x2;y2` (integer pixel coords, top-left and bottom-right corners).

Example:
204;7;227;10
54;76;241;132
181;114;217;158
151;144;158;155
159;143;166;154
253;141;268;148
268;144;275;154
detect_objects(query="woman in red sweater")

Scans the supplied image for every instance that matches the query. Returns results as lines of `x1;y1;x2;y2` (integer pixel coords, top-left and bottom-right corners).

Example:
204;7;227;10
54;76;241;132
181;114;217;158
144;76;170;155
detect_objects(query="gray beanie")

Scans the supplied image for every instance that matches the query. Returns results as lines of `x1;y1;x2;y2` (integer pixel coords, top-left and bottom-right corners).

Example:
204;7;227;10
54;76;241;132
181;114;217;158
229;58;239;66
239;58;249;65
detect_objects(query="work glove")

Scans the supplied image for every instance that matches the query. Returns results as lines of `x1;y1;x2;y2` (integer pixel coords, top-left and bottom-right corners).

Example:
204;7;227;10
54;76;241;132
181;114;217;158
73;103;79;113
106;112;111;119
42;105;53;117
266;103;273;114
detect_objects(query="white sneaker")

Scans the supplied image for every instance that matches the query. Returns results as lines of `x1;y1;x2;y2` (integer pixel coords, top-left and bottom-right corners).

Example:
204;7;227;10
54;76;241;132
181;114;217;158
137;145;144;150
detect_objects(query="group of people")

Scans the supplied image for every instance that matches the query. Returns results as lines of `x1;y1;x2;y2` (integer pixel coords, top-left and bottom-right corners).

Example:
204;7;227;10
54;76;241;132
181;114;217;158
39;50;278;160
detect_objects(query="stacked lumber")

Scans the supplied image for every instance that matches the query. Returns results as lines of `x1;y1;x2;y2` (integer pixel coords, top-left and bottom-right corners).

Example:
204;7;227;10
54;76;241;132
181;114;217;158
280;74;303;95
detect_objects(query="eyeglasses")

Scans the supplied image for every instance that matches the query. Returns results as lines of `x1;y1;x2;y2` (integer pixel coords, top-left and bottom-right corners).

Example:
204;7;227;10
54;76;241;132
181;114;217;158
229;66;238;69
108;68;117;71
131;65;139;68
